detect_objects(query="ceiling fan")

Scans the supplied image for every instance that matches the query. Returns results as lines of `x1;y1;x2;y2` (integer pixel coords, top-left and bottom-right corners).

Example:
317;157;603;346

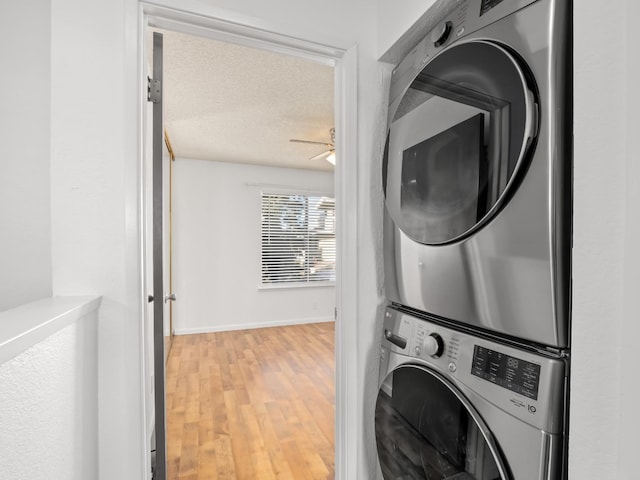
290;127;335;164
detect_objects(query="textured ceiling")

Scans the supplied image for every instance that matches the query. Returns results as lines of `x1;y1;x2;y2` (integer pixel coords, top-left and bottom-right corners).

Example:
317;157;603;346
158;29;335;172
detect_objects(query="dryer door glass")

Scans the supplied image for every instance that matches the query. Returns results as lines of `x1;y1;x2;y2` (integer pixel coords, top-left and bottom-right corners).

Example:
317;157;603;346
383;41;536;245
375;365;509;480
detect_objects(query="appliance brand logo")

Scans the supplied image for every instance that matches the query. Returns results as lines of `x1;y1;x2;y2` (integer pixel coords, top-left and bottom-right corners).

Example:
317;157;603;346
510;398;537;414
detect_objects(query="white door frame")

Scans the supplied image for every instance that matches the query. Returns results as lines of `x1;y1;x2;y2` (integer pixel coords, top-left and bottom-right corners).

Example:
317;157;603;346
138;4;359;479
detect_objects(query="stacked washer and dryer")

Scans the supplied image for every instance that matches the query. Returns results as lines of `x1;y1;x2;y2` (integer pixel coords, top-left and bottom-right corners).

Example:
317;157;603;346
376;0;572;479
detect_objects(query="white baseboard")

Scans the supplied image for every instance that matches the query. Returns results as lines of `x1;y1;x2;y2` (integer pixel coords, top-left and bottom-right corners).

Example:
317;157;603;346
174;316;334;335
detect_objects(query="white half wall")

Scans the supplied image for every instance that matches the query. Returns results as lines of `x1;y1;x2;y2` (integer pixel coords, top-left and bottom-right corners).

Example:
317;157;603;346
0;0;52;311
0;299;99;480
172;158;335;334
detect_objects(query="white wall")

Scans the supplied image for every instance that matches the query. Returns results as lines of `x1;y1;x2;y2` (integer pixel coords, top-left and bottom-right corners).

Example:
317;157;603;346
172;159;335;334
166;0;376;50
49;0;145;478
0;309;98;480
571;1;640;479
619;3;640;477
0;0;52;311
377;0;436;56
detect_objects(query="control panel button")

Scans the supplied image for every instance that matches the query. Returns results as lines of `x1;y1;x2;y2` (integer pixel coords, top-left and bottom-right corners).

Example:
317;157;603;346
422;333;445;358
432;21;453;47
448;362;457;373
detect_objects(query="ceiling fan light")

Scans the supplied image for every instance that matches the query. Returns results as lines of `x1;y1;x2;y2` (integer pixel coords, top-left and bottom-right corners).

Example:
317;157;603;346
326;152;336;165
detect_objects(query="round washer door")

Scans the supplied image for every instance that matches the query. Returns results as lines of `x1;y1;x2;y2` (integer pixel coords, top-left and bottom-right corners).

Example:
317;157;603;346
383;41;537;245
375;364;509;480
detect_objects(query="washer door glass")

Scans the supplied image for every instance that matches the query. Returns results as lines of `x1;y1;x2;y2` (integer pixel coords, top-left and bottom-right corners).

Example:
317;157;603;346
383;41;536;245
375;365;509;480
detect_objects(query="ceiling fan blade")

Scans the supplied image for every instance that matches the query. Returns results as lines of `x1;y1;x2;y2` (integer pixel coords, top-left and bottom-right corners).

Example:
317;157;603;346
290;139;333;147
309;149;332;161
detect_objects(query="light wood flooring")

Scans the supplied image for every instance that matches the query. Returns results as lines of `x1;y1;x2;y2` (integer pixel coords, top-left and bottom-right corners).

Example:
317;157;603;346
165;322;335;480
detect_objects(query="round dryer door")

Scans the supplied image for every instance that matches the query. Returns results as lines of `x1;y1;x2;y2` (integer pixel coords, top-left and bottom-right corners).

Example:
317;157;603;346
383;41;538;245
375;365;509;480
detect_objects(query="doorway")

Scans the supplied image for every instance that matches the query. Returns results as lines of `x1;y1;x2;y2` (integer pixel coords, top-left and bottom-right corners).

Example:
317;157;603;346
141;7;357;480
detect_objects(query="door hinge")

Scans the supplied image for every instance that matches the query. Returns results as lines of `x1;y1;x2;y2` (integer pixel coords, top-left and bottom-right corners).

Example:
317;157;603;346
147;77;161;103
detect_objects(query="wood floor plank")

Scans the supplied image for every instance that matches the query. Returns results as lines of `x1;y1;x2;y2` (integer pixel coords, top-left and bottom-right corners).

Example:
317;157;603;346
178;422;199;477
213;436;237;479
166;322;335;479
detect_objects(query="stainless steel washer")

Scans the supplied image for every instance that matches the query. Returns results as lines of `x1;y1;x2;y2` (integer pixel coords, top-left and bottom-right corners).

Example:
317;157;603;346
375;307;568;479
383;0;572;348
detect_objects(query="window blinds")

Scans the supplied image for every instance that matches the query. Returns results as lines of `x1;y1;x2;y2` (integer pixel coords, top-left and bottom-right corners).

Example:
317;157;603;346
261;193;336;285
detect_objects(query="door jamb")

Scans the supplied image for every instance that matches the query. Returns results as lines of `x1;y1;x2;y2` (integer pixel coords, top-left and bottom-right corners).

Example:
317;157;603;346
138;4;359;479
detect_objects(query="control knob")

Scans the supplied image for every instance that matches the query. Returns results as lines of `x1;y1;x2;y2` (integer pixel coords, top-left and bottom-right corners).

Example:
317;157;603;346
422;333;445;358
432;21;453;47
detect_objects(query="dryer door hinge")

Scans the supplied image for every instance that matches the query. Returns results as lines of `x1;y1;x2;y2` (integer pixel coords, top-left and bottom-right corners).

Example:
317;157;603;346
147;77;161;103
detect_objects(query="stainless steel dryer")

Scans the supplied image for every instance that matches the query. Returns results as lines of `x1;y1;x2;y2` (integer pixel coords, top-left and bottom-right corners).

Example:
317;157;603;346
383;0;572;348
375;307;568;479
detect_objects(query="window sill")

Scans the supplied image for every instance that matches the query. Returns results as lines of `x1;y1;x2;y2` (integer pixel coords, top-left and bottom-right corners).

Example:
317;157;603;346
258;281;336;291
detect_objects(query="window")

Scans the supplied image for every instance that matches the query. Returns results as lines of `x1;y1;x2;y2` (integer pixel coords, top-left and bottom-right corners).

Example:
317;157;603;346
261;193;336;285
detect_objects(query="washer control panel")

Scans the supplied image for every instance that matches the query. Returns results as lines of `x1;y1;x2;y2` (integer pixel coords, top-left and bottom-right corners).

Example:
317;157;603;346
381;306;567;433
382;309;462;366
471;345;541;400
